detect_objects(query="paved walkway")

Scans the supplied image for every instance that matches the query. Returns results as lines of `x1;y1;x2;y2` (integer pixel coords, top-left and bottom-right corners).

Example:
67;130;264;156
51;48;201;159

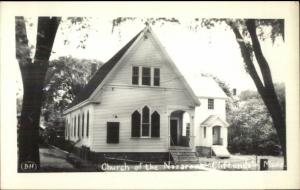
39;145;79;172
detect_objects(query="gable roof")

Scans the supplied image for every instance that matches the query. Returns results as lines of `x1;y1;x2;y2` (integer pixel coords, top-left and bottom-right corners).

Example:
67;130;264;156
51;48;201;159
65;26;200;112
187;76;228;99
200;115;229;127
67;30;142;109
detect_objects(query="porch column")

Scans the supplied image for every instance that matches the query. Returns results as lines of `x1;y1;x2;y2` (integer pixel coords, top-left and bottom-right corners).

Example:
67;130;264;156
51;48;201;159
190;115;195;151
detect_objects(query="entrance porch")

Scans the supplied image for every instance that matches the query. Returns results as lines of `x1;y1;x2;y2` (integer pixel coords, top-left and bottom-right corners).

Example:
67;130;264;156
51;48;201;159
169;110;194;148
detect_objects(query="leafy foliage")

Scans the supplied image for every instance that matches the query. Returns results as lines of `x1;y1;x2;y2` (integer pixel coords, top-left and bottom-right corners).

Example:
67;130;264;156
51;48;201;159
227;84;285;155
42;56;103;122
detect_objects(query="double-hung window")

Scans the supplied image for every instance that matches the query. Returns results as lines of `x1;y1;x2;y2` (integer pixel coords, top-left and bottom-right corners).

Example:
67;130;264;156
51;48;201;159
153;68;160;86
132;66;139;85
142;67;151;85
208;99;214;110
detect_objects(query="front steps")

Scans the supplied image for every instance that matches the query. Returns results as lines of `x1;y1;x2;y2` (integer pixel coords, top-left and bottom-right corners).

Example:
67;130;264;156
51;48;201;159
169;146;199;164
211;145;230;158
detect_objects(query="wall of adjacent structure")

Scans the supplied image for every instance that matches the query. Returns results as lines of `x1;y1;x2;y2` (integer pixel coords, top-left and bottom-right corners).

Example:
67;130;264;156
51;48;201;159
194;97;227;147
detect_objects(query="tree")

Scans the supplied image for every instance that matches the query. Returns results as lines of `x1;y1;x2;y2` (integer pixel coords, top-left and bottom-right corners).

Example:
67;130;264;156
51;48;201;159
16;17;61;171
131;18;287;169
227;89;282;155
228;19;286;169
42;56;102;122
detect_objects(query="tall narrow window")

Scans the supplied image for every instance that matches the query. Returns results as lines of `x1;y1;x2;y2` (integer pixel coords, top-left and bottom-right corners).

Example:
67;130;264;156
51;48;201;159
86;111;89;137
107;122;119;144
131;110;141;137
204;127;207;138
132;66;139;85
142;67;151;85
151;111;160;137
154;68;160;86
208;99;214;110
74;117;76;137
186;123;190;136
142;106;150;136
82;113;85;137
78;115;80;138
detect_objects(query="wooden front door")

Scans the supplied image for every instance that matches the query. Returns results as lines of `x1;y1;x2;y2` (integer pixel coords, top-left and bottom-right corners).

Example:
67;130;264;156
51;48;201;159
213;126;221;145
170;119;178;146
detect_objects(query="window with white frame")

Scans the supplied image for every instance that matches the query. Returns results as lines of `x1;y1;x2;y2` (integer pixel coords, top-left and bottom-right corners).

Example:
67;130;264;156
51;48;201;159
142;106;150;136
142;67;151;85
186;123;190;136
153;68;160;86
132;66;160;87
208;99;214;110
132;66;139;85
131;106;160;138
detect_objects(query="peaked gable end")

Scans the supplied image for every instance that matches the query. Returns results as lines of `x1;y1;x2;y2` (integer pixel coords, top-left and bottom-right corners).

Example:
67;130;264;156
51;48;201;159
67;30;142;110
66;26;200;113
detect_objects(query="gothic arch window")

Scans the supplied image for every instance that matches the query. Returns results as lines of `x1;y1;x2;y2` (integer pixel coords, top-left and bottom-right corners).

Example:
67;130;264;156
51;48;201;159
151;111;160;137
142;106;150;137
131;110;141;137
131;106;160;138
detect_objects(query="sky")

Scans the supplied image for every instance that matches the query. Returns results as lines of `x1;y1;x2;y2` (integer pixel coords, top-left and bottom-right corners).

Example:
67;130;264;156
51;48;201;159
17;17;286;96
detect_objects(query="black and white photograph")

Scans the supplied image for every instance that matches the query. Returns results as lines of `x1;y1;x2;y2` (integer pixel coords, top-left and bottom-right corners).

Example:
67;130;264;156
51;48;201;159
1;1;299;189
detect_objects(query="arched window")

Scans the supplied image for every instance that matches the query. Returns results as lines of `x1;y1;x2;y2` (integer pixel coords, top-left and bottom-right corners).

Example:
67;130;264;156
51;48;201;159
86;111;89;137
151;111;160;137
131;110;141;137
74;116;76;137
78;115;80;138
142;106;150;137
82;113;85;137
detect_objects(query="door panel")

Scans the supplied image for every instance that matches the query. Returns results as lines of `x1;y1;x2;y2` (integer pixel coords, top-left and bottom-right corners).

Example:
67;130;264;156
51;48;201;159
213;126;221;145
170;119;178;146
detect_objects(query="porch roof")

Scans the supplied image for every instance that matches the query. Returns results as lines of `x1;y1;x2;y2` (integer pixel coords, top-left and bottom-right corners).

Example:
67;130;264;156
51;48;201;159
200;115;229;128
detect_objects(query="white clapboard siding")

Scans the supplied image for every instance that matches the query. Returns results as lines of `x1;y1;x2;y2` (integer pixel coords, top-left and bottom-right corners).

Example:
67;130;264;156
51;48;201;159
89;33;194;152
66;28;197;152
91;87;193;152
106;33;187;90
65;105;94;148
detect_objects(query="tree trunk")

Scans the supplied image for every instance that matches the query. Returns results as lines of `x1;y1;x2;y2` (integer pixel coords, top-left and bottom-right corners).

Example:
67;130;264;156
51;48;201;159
229;19;287;170
16;17;61;171
18;63;48;171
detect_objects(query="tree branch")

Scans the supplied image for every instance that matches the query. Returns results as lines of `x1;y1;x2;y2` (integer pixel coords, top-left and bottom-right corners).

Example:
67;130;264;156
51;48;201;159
246;19;275;89
34;17;61;63
228;21;266;93
15;17;31;67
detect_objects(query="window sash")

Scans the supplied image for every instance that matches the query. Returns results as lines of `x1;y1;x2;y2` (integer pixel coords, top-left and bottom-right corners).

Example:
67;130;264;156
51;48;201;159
78;115;80;138
208;99;214;109
131;111;141;137
186;123;190;136
86;111;89;137
82;114;85;137
132;66;139;85
142;67;151;85
154;68;160;86
142;123;150;137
